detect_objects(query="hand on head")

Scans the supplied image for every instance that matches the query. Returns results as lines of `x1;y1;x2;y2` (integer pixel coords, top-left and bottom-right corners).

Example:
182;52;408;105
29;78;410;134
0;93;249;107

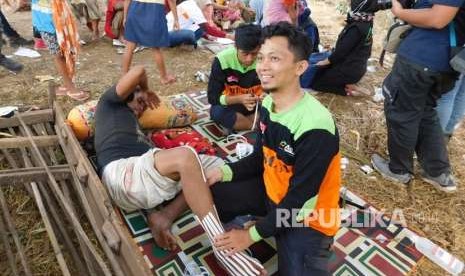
144;90;161;109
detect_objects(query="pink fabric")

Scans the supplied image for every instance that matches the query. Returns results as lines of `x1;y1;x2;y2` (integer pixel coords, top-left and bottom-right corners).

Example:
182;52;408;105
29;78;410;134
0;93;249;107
265;0;293;25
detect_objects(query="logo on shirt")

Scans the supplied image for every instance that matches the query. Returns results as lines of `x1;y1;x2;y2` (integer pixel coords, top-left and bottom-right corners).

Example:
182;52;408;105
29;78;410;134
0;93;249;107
227;75;239;83
279;141;294;156
260;121;267;134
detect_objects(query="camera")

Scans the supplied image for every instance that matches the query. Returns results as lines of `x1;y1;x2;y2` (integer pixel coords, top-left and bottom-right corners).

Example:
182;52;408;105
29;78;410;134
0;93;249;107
375;0;416;10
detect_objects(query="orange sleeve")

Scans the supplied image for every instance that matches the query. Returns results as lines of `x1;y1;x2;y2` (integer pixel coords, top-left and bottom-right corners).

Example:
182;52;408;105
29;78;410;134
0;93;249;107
282;0;296;7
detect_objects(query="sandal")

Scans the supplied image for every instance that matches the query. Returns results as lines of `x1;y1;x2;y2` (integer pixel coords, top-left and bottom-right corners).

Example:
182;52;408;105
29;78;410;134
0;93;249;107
55;86;69;96
67;90;90;101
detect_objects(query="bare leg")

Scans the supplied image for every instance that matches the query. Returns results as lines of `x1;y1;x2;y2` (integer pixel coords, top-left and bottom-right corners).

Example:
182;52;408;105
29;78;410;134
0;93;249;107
152;47;176;84
54;55;76;93
153;147;214;217
147;194;188;251
233;113;255;131
53;54;89;100
122;41;136;74
91;20;99;40
152;147;265;275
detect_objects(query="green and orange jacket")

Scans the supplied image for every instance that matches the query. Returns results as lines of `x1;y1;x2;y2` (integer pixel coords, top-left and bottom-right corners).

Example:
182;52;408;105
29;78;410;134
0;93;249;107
222;93;341;239
207;47;262;116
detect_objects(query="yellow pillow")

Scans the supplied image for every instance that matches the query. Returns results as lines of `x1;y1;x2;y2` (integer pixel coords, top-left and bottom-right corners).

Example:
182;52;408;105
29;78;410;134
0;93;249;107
138;97;197;129
66;100;98;141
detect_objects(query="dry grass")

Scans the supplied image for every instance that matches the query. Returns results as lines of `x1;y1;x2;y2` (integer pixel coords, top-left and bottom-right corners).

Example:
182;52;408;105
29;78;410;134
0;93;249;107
0;1;464;275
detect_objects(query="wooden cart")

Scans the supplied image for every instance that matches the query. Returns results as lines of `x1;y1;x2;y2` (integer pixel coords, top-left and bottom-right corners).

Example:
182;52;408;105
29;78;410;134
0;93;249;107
0;88;153;275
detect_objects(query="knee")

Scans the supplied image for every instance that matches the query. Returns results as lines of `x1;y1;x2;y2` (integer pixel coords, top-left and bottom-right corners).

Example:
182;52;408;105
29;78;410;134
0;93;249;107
171;146;198;168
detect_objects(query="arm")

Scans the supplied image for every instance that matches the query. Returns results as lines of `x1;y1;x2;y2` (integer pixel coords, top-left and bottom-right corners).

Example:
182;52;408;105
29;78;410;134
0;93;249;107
115;65;150;101
327;26;363;65
167;0;180;30
206;57;258;108
207;58;227;105
392;0;460;29
253;130;339;239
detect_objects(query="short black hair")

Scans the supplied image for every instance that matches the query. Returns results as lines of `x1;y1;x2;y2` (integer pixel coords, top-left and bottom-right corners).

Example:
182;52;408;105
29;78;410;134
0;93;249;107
261;22;312;62
235;23;263;52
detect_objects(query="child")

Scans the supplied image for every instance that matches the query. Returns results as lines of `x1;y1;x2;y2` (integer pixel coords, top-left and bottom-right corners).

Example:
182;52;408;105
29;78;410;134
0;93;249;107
32;0;89;101
122;0;179;84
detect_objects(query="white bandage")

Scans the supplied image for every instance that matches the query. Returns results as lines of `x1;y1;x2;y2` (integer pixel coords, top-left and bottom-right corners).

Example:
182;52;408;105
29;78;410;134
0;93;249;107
194;211;264;276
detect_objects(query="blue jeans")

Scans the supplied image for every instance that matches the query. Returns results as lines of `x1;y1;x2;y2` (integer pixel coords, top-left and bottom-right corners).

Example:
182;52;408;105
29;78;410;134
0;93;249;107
300;51;331;88
436;75;465;135
168;28;203;47
209;105;237;130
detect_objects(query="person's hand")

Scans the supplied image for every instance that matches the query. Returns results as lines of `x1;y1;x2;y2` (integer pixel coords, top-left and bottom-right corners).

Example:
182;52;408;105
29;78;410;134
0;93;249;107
240;94;258;111
214;229;254;255
316;58;331;67
145;91;161;109
391;0;404;17
205;167;223;186
173;20;180;31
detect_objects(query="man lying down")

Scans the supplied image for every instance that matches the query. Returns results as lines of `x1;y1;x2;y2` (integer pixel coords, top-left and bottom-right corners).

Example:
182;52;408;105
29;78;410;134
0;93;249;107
94;65;265;275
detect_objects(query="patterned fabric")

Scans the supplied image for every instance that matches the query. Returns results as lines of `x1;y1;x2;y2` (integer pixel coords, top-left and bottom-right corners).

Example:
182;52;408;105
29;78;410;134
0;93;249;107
38;31;60;55
52;0;80;78
67;100;98;141
112;90;426;275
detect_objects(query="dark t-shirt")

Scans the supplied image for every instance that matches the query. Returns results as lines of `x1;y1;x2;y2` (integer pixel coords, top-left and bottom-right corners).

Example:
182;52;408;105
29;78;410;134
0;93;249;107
397;0;465;72
94;86;152;170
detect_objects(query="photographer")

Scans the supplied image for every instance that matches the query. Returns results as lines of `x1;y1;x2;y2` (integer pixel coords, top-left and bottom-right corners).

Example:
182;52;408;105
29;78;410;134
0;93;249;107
372;0;465;192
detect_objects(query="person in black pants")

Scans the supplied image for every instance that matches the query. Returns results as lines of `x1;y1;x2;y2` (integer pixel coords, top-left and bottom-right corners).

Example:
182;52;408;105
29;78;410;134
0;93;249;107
0;11;33;48
371;0;465;192
309;0;376;96
0;19;23;73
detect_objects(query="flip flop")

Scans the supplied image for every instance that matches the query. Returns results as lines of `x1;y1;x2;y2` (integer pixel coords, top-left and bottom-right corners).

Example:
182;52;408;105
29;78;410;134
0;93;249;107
55;86;69;96
67;90;90;101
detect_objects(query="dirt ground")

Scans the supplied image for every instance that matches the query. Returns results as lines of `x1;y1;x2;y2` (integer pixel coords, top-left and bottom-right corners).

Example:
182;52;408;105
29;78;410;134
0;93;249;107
0;0;464;275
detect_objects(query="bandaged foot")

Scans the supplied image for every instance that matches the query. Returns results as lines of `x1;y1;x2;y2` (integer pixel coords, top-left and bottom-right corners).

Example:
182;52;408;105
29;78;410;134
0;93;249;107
195;211;264;276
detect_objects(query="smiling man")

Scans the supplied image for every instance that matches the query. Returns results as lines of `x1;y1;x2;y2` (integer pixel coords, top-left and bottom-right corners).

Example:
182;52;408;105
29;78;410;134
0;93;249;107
207;23;263;132
206;22;341;275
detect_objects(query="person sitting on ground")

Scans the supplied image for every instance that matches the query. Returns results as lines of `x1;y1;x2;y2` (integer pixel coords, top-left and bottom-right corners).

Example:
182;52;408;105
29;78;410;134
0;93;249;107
207;23;263;132
94;66;265;276
0;10;33;48
166;0;206;48
308;0;375;96
206;22;341;276
195;0;235;40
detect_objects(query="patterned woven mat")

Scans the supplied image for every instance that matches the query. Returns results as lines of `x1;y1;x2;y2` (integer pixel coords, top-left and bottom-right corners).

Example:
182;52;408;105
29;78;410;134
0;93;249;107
115;91;423;276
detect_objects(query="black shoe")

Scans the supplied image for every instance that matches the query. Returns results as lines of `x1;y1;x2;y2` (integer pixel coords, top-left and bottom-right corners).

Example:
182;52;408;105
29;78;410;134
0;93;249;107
0;55;23;73
9;36;34;48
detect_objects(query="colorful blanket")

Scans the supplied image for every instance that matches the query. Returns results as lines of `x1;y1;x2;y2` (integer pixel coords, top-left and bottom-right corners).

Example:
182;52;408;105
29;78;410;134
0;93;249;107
116;91;424;276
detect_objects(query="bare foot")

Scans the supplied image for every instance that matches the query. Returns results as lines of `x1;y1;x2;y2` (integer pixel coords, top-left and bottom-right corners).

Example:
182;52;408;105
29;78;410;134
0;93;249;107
345;84;371;97
147;210;178;251
161;74;176;85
